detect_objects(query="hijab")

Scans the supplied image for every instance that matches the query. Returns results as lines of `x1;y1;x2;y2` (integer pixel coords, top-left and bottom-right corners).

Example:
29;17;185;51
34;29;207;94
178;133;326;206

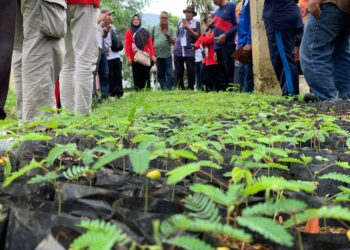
130;14;150;50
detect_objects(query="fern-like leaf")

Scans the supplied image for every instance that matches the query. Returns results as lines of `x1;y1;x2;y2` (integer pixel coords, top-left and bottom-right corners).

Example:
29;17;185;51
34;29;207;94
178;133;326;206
92;149;130;171
63;166;91;180
3;159;43;188
165;236;215;250
28;172;59;184
70;220;129;250
242;199;307;217
319;172;350;184
46;143;77;166
160;215;251;242
284;206;350;228
238;217;293;247
243;176;316;196
129;149;151;174
190;183;243;207
166;161;222;185
184;193;220;223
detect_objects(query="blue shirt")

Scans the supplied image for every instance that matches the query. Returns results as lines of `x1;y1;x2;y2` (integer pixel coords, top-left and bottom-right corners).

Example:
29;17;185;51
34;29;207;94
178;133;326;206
214;2;237;50
263;0;303;31
238;0;252;47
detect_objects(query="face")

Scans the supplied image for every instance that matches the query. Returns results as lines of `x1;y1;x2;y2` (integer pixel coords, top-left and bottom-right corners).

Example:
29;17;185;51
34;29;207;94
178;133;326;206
185;11;194;20
132;16;140;26
160;13;169;25
206;14;214;26
106;12;113;25
213;0;223;6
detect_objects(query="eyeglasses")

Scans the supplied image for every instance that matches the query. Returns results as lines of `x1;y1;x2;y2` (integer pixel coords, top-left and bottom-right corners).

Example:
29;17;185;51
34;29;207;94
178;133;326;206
161;17;168;19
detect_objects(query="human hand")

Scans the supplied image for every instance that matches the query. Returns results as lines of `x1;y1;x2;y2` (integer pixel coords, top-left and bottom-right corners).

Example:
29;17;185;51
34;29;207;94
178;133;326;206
127;57;132;65
217;34;227;45
182;20;189;30
243;44;252;51
308;0;322;17
151;56;157;63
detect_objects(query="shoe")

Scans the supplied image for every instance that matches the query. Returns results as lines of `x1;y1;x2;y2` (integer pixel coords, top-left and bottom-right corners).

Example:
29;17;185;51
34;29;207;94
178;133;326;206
302;93;320;103
0;109;6;120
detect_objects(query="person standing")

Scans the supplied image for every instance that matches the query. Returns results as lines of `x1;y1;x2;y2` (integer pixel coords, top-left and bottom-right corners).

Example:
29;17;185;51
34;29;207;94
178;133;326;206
0;0;16;120
300;0;350;100
105;15;124;98
125;14;156;90
213;0;238;90
60;0;99;115
12;0;65;121
263;0;303;96
173;5;200;90
237;0;254;93
152;11;176;90
194;13;223;92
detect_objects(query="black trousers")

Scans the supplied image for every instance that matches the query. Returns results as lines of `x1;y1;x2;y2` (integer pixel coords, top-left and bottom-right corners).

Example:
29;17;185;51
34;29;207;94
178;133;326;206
216;46;236;90
203;64;224;92
108;58;123;97
132;62;151;90
174;56;195;89
0;0;16;118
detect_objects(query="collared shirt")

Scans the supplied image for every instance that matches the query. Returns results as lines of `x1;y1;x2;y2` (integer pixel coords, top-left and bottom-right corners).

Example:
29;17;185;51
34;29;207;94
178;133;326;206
173;19;200;58
104;28;120;60
322;0;350;14
152;25;176;59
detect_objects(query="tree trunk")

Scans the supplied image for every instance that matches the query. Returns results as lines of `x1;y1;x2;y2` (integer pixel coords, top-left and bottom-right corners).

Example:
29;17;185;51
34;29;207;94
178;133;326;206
250;0;280;95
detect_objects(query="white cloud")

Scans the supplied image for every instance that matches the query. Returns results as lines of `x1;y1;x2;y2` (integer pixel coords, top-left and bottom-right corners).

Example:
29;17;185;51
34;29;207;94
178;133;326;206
143;0;187;17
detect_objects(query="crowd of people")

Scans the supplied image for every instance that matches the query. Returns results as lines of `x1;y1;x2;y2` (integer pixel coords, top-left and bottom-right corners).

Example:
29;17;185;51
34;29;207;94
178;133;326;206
0;0;349;121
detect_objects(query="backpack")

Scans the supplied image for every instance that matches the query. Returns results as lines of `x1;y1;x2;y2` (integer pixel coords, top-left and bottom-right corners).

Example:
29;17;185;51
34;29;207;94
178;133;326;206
111;28;123;52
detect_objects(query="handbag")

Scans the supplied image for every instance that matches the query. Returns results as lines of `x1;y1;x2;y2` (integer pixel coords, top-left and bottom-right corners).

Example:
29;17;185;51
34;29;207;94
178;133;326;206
111;29;123;52
134;50;151;67
232;46;252;64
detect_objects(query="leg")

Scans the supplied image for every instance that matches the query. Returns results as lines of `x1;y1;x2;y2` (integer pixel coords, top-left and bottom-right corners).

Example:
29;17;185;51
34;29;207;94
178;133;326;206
70;5;98;114
185;57;196;90
174;56;185;89
246;62;254;93
164;56;174;90
115;58;123;97
60;8;75;113
222;45;235;88
21;0;61;120
108;58;116;96
98;51;109;99
333;20;350;99
195;62;203;90
300;3;348;99
215;49;227;91
156;58;166;89
0;0;16;119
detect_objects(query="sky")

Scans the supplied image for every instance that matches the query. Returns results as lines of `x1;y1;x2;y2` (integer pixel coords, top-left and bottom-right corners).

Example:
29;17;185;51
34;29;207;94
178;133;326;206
143;0;188;17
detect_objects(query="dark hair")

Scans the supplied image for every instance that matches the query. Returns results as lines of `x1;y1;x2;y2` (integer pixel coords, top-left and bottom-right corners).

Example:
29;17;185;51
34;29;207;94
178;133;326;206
203;12;214;23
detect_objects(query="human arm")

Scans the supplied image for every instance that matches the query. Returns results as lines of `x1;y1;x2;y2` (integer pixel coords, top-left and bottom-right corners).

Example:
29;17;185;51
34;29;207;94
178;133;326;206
147;36;157;63
125;30;133;65
308;0;322;17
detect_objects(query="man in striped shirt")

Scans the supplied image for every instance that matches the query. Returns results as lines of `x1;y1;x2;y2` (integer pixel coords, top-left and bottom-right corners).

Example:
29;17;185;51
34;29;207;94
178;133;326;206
213;0;238;91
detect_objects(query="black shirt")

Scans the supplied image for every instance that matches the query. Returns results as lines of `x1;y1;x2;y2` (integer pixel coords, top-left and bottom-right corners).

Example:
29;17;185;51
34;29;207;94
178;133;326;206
263;0;303;31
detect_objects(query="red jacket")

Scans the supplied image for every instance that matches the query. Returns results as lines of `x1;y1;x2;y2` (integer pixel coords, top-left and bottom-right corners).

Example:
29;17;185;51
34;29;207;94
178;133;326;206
67;0;99;7
125;29;155;61
194;30;218;66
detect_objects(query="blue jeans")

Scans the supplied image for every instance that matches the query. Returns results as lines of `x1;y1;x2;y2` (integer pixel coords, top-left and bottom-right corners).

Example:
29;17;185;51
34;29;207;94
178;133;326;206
195;62;203;90
300;3;350;100
99;51;109;99
156;57;174;90
238;62;254;93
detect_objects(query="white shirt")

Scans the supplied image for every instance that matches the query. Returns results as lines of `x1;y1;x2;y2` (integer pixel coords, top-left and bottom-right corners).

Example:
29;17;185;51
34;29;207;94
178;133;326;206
105;28;121;60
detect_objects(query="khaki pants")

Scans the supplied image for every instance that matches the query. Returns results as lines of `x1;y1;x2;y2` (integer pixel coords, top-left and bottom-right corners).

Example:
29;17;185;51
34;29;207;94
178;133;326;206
12;0;63;120
60;5;98;115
